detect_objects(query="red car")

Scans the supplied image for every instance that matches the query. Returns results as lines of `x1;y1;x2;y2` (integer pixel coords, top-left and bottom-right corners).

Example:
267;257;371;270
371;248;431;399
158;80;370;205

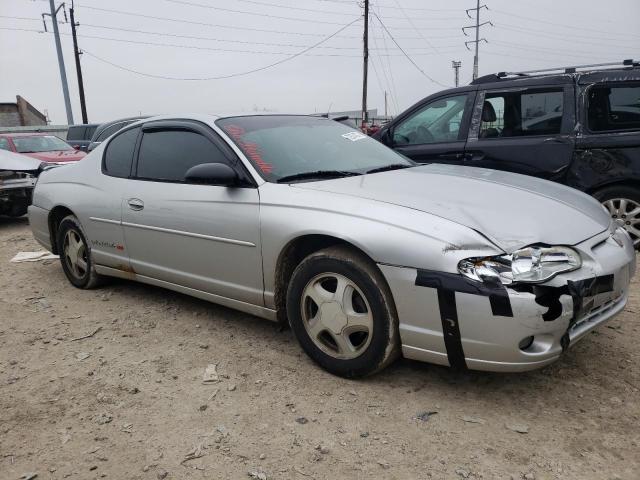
0;133;86;163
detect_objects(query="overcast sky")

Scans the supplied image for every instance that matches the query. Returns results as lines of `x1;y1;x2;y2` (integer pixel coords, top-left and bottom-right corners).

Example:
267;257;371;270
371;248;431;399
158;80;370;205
1;0;639;124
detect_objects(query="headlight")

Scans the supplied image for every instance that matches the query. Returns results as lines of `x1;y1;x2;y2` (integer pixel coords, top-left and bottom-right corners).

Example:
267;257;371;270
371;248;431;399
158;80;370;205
458;246;581;285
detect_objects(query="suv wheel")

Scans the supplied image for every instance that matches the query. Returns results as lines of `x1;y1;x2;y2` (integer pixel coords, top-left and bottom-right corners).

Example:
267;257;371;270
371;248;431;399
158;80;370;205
56;215;103;289
286;246;400;378
594;186;640;249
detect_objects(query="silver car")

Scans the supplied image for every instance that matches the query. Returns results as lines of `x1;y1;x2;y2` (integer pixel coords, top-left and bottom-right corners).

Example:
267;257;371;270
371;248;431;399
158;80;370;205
28;114;636;377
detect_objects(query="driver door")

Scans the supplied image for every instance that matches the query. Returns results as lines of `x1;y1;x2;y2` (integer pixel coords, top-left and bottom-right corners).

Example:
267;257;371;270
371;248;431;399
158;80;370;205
384;92;476;165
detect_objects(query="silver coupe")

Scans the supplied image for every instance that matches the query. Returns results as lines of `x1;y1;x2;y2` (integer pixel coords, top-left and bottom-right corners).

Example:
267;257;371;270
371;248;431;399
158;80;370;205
28;114;636;377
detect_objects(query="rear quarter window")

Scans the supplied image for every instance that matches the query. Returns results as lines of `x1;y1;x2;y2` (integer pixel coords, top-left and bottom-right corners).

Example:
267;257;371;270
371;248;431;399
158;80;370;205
587;84;640;132
103;127;140;178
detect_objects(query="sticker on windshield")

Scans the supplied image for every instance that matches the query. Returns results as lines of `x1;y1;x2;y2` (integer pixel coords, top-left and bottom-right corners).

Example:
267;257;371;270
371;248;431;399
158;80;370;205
341;131;367;142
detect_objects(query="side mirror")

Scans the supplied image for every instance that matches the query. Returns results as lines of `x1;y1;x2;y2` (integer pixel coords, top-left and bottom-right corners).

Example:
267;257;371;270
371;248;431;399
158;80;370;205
184;162;238;186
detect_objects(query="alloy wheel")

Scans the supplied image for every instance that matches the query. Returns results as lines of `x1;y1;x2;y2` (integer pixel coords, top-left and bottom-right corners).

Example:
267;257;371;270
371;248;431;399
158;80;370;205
63;229;88;279
602;198;640;247
300;272;373;360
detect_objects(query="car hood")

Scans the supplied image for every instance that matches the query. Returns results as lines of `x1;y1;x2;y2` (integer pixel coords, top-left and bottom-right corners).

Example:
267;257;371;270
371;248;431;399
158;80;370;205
293;164;610;253
22;150;86;163
0;149;43;172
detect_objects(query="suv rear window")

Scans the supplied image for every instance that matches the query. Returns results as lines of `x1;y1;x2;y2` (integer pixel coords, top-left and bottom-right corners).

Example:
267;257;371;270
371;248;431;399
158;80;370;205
480;89;563;138
66;126;86;140
588;85;640;132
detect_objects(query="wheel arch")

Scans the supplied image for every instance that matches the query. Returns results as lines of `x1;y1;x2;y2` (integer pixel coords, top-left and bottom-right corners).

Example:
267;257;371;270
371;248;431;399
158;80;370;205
48;205;76;254
586;178;640;196
273;234;382;324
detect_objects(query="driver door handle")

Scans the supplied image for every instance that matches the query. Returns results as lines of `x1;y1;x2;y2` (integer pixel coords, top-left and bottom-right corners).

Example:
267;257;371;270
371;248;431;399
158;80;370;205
127;198;144;211
437;152;465;160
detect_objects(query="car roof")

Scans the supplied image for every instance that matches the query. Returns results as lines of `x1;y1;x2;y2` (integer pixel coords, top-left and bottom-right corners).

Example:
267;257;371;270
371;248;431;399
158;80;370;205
470;66;640;88
68;123;99;128
128;113;325;125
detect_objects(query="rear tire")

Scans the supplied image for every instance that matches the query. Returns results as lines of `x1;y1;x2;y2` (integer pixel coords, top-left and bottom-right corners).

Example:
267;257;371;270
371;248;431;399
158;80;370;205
56;215;103;289
286;246;400;378
594;185;640;249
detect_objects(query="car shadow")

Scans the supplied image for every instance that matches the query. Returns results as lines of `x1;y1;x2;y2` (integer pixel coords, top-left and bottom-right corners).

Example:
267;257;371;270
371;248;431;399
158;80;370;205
0;215;29;227
95;275;595;402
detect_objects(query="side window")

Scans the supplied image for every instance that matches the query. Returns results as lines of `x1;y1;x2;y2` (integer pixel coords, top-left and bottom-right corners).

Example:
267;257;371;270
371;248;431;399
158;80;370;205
588;84;640;132
136;129;229;182
0;138;10;151
103;127;140;178
479;89;563;138
393;94;469;146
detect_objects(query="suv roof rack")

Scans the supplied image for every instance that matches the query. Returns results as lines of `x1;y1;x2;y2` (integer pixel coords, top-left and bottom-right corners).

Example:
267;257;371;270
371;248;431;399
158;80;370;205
472;59;639;84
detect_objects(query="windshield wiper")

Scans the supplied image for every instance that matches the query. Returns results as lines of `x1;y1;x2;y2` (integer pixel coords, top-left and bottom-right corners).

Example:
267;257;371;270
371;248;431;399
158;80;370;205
277;170;361;183
365;163;414;174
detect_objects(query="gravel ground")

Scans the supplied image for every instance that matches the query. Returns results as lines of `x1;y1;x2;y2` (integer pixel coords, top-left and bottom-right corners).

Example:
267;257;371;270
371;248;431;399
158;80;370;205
1;216;639;480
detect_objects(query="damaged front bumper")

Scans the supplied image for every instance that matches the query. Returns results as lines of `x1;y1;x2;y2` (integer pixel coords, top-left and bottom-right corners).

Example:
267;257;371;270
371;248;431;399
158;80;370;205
0;173;37;216
379;227;636;372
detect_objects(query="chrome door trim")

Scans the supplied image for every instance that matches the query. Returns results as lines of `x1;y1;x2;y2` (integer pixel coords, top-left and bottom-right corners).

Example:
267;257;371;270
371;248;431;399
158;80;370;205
90;216;121;225
121;221;257;247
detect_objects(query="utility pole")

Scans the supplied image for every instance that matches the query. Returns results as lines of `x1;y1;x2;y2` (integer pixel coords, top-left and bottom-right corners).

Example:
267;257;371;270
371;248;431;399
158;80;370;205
451;61;462;87
384;91;388;117
462;1;492;80
43;1;74;124
70;1;88;123
361;0;369;131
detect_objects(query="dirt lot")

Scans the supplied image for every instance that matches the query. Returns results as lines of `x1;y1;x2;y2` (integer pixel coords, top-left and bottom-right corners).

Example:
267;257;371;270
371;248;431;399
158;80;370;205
1;217;639;480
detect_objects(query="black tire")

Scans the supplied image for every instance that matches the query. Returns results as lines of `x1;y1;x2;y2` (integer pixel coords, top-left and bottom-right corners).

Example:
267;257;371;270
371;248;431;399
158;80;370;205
56;215;103;289
593;185;640;249
286;246;400;378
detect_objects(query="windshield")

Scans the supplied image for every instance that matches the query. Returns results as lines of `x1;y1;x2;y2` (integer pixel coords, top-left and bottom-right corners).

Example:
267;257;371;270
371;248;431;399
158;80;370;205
13;135;73;153
216;115;413;182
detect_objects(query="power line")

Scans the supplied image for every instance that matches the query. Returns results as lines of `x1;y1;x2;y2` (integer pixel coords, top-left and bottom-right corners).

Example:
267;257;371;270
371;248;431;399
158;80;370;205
165;0;461;21
371;12;451;88
372;13;400;114
80;17;363;81
495;24;636;50
161;0;349;25
74;5;440;39
0;26;462;57
491;8;640;39
78;5;356;36
370;21;399;115
390;0;439;54
76;23;460;51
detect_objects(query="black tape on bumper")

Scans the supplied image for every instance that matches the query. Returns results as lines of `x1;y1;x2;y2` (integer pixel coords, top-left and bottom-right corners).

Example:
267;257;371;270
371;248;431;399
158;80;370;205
415;270;514;369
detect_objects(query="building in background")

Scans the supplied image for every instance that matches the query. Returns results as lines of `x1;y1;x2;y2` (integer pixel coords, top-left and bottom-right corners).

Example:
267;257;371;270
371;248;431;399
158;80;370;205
0;96;48;127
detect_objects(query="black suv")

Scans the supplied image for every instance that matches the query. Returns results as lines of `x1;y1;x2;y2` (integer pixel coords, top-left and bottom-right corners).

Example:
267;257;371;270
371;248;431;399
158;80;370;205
374;60;640;247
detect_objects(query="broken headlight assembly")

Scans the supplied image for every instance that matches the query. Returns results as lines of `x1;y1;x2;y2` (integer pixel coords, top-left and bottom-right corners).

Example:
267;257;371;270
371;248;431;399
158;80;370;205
458;246;582;285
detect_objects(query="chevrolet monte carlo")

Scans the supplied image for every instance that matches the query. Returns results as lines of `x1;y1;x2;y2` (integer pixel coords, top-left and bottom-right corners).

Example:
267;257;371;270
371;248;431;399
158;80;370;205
28;114;636;377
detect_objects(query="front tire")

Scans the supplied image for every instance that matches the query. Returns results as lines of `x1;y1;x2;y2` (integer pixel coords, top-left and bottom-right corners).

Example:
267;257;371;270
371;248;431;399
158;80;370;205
56;215;103;289
594;185;640;249
286;246;400;378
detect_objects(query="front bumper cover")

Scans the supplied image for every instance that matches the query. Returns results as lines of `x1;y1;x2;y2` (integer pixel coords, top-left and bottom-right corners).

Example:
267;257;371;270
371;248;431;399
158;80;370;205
379;228;636;372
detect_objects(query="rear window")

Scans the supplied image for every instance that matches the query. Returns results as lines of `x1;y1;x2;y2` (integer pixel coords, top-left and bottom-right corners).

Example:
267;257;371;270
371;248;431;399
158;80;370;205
66;126;86;140
588;85;640;132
